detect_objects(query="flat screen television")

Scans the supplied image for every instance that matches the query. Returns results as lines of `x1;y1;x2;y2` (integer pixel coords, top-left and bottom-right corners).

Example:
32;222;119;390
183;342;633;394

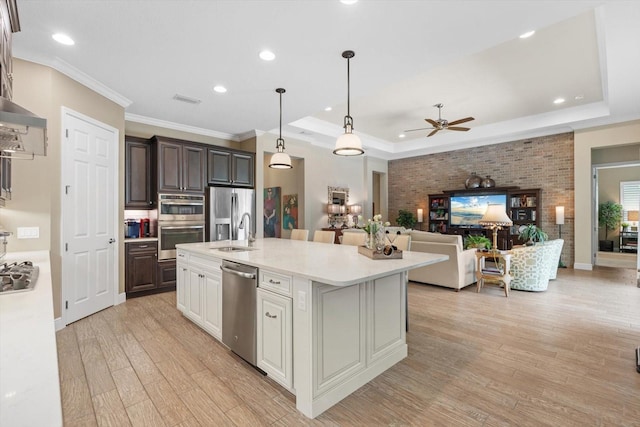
449;194;507;227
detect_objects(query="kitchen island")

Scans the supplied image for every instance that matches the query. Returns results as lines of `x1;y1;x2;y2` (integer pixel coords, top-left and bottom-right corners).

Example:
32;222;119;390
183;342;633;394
176;239;448;419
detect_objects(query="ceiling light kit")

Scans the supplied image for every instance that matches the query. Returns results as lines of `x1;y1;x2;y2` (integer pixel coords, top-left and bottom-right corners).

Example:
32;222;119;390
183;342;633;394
519;30;535;39
269;88;293;169
213;85;227;93
334;50;364;156
553;97;565;104
259;50;276;61
340;0;358;4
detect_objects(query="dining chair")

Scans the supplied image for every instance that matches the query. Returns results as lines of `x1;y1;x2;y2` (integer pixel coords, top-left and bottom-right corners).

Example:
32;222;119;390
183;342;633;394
313;230;335;244
290;229;309;241
341;232;367;246
390;234;411;251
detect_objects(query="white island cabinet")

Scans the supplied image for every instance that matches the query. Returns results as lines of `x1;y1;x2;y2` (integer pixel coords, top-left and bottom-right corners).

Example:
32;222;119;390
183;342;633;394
176;239;448;419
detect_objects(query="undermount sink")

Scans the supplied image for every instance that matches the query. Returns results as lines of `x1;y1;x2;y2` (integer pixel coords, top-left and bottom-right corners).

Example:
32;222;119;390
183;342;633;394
214;246;256;252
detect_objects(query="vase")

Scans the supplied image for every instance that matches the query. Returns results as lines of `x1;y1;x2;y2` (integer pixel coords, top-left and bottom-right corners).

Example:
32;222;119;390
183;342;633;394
481;175;495;188
465;172;482;189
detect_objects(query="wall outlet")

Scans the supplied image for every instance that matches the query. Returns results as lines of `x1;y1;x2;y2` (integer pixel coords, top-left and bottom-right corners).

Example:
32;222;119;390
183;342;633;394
17;227;40;239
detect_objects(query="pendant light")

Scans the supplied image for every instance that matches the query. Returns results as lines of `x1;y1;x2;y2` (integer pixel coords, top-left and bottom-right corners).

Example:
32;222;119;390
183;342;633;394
269;88;293;169
334;50;364;156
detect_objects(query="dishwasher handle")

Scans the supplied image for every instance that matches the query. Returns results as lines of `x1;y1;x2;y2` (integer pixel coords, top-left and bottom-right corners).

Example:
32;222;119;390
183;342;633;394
220;265;257;280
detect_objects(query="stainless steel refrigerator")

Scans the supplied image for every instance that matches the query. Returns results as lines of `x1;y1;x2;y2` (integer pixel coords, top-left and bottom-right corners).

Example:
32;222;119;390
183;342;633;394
206;187;256;241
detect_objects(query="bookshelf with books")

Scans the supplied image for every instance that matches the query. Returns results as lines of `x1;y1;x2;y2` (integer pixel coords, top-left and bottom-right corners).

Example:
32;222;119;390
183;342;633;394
428;194;449;233
508;189;541;244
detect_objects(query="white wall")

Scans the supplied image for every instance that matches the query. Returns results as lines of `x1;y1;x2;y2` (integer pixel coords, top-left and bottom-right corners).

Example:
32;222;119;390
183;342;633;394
256;133;388;238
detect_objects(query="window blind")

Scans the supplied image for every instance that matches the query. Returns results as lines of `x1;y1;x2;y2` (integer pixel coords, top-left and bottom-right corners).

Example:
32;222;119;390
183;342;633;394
620;181;640;221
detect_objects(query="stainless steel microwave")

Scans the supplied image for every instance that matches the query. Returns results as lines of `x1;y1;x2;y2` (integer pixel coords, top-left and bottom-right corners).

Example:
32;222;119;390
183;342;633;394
158;193;205;222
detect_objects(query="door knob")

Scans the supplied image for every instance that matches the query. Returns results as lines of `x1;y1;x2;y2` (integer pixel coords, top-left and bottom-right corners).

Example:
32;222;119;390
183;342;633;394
108;238;116;244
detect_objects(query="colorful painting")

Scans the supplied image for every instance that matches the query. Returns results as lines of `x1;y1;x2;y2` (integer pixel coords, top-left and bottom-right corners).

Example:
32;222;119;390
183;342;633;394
282;194;298;231
264;187;281;238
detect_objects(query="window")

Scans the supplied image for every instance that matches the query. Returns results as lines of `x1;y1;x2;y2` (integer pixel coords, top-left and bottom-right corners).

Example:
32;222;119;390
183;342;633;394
620;181;640;222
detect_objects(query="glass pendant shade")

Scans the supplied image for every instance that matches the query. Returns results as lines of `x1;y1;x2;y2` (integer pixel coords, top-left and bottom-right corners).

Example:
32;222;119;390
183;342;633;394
269;150;292;169
334;50;364;156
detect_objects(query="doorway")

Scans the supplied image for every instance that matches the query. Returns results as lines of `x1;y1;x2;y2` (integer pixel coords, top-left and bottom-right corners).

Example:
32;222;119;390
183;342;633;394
61;108;119;324
592;161;640;271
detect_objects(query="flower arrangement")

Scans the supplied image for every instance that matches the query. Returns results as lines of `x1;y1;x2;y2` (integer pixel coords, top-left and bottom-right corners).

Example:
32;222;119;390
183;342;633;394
362;214;391;234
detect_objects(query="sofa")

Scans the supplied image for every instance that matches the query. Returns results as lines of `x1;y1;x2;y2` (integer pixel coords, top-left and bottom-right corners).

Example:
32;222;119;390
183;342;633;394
407;230;477;290
509;239;564;291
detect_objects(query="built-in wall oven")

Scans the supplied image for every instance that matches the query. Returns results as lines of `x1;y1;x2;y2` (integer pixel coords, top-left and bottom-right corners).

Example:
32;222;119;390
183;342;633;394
158;194;205;259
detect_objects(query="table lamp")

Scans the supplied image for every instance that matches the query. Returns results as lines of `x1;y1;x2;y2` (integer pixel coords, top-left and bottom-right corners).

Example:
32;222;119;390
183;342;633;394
327;204;341;228
479;204;513;252
349;204;362;227
628;210;639;226
556;206;566;267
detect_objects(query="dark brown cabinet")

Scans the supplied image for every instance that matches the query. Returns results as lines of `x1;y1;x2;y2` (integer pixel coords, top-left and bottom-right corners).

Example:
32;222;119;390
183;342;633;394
157;259;177;288
207;148;254;187
125;136;155;208
125;241;158;294
155;136;206;194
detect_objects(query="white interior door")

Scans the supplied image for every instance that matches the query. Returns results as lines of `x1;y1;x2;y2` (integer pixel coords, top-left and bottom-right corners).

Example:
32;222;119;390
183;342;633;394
61;108;118;324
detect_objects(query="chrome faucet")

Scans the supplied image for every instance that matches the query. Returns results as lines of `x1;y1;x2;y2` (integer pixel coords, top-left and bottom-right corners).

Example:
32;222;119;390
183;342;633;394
239;212;255;243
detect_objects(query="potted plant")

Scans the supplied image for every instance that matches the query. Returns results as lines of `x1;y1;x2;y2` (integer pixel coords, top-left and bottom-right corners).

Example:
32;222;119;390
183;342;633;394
621;222;630;231
396;209;417;229
598;201;622;251
518;224;548;245
464;234;491;250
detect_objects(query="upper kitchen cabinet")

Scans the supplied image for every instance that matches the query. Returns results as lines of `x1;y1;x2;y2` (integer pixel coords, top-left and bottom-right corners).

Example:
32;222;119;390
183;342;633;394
155;136;206;194
125;136;155;208
207;148;254;187
0;0;18;101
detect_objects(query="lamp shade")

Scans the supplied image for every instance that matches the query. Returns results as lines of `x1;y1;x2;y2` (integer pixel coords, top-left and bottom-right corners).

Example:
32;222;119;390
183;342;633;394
417;208;424;223
328;204;341;214
479;204;513;227
269;151;292;169
555;206;565;225
349;204;362;215
334;132;364;156
628;210;639;222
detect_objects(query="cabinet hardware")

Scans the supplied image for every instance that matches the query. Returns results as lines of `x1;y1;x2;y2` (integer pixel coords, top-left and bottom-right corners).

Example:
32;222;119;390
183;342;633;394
137;245;148;248
265;312;277;319
269;279;281;284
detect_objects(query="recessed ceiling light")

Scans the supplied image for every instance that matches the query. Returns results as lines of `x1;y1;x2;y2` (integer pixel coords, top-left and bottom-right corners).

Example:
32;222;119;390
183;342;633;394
52;33;74;45
213;85;227;93
324;106;332;111
340;0;358;4
574;95;584;100
259;50;276;61
398;134;405;138
553;98;565;104
519;30;535;39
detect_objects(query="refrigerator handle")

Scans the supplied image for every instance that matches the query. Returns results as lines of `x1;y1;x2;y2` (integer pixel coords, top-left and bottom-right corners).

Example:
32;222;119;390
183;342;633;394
231;192;238;240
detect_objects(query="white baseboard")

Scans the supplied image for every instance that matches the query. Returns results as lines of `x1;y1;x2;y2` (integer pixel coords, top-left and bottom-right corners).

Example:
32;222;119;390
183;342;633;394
116;292;126;305
574;263;593;270
54;317;65;331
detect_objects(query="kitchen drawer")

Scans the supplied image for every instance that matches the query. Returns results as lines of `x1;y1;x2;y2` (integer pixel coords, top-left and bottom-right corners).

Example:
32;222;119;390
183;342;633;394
259;269;292;297
127;241;157;254
176;249;189;263
189;253;221;271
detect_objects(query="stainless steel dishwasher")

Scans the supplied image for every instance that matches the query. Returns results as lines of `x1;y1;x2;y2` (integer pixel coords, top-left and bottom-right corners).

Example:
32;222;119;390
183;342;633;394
220;260;259;366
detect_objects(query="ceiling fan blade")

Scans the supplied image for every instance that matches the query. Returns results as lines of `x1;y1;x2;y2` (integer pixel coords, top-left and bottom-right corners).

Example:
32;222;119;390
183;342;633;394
425;118;439;127
427;129;440;137
448;117;475;126
447;127;470;132
404;127;435;132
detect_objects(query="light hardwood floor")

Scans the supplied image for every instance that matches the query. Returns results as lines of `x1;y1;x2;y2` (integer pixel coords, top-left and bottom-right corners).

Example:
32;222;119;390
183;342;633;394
57;267;640;426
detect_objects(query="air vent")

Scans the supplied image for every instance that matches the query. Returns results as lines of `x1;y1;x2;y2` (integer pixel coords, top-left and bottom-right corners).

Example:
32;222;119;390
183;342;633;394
172;94;201;105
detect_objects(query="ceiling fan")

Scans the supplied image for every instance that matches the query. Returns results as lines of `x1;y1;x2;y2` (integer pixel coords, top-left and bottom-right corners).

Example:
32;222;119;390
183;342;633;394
405;103;475;137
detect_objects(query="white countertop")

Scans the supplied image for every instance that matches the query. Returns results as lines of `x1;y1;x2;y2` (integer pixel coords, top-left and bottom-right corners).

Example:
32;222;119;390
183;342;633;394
177;239;448;286
124;237;158;243
0;251;63;427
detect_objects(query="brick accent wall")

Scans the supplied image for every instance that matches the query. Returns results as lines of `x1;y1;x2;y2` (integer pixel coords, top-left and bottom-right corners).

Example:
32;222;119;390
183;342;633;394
389;132;575;266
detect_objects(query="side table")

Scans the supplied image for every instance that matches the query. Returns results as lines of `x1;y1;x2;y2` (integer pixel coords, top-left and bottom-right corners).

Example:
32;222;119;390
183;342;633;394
475;251;512;297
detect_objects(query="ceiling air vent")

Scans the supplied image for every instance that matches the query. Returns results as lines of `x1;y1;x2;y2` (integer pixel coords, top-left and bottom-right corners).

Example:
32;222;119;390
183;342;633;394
172;94;201;105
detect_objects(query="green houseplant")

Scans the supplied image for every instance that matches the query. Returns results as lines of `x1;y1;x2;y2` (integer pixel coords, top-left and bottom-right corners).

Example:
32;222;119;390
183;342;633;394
464;234;492;250
598;201;622;251
518;224;548;245
396;209;417;229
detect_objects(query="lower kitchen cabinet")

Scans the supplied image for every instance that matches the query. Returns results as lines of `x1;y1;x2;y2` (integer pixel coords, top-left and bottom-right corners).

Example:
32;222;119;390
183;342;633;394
257;287;293;390
176;250;222;340
157;260;176;288
125;241;157;293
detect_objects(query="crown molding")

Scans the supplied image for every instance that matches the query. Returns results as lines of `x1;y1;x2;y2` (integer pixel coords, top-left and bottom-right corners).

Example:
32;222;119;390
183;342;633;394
14;53;132;108
125;113;240;141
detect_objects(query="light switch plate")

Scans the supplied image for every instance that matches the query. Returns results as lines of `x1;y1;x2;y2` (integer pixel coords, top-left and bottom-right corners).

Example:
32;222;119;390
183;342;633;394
17;227;40;239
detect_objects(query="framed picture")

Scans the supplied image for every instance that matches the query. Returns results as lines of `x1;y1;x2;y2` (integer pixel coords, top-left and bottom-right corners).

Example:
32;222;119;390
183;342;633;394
264;187;281;238
282;194;298;231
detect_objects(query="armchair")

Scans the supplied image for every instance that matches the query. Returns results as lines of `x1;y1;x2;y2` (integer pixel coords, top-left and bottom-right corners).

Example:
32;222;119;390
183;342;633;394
509;239;563;291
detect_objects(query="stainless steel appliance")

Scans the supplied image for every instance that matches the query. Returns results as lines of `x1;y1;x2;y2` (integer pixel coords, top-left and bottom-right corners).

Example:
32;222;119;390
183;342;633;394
0;261;39;294
158;193;205;222
158;193;205;259
220;260;258;365
206;187;255;241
